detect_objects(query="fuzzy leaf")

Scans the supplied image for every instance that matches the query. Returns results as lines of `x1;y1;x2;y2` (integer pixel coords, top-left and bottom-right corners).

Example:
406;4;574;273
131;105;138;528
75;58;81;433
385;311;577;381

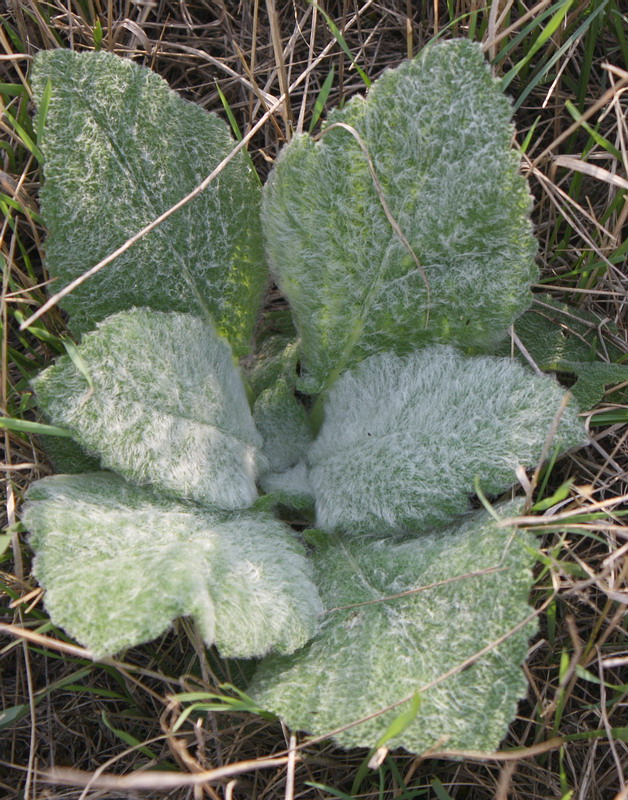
31;49;266;354
23;473;322;660
38;433;101;474
246;317;313;478
260;461;314;500
562;361;628;409
500;297;628;409
251;502;537;753
309;346;585;534
33;310;261;509
246;311;299;398
254;378;313;474
262;39;537;392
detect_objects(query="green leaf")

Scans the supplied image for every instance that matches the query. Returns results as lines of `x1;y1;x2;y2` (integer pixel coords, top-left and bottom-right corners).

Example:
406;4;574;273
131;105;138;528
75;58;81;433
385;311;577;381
92;19;103;50
214;81;260;186
305;783;355;800
532;478;574;511
253;484;315;518
101;710;159;759
62;336;94;390
0;416;72;437
246;319;299;399
588;410;628;426
500;0;575;91
38;433;101;474
315;4;371;87
0;534;11;557
32;310;262;509
251;502;537;753
246;321;314;479
430;779;455;800
2;105;43;162
559;361;628;410
23;472;322;660
0;704;31;730
500;296;628;409
31;49;266;355
308;346;585;535
308;66;335;133
374;691;421;749
262;39;537;393
254;378;312;474
258;463;314;511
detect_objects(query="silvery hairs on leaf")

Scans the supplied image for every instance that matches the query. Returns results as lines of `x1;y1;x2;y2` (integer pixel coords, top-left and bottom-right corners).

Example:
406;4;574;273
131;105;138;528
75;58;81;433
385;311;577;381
37;431;100;475
254;377;313;474
31;49;266;355
497;296;628;410
249;337;313;475
262;38;537;392
258;462;314;514
251;501;537;753
308;346;586;534
23;473;322;659
33;309;262;509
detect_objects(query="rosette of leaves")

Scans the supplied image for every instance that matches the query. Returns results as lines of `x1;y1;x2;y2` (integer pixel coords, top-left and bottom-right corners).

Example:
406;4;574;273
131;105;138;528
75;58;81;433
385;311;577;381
24;41;587;755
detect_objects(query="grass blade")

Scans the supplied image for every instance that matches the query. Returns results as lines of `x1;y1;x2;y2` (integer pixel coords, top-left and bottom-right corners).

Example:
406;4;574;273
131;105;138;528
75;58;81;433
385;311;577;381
0;417;73;437
500;0;575;92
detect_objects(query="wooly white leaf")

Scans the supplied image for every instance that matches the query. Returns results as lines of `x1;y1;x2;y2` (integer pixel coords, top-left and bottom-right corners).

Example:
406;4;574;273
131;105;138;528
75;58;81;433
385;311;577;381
308;346;586;534
31;49;266;354
23;473;322;660
262;39;537;392
251;502;537;753
257;462;314;514
32;309;262;509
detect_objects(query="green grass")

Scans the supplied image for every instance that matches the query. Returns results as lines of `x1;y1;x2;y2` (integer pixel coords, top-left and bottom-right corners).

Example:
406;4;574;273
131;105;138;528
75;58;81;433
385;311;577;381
1;2;627;798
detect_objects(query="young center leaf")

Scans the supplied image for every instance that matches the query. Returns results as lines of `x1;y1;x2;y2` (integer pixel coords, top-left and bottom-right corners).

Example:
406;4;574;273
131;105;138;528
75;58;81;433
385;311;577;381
23;473;322;659
33;309;262;509
308;346;586;534
262;38;537;392
254;377;313;474
245;316;314;482
31;49;266;354
251;502;537;753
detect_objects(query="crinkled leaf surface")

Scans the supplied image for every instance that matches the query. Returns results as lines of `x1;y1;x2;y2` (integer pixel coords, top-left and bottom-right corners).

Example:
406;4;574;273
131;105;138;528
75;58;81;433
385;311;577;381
33;310;261;509
499;297;628;409
262;39;537;392
309;346;585;534
254;378;313;474
31;49;266;354
23;473;322;660
562;361;628;410
246;310;299;398
246;318;313;479
251;502;537;753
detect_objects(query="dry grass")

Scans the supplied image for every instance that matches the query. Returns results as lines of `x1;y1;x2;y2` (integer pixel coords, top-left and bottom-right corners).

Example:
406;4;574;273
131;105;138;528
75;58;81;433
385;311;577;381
1;1;627;798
